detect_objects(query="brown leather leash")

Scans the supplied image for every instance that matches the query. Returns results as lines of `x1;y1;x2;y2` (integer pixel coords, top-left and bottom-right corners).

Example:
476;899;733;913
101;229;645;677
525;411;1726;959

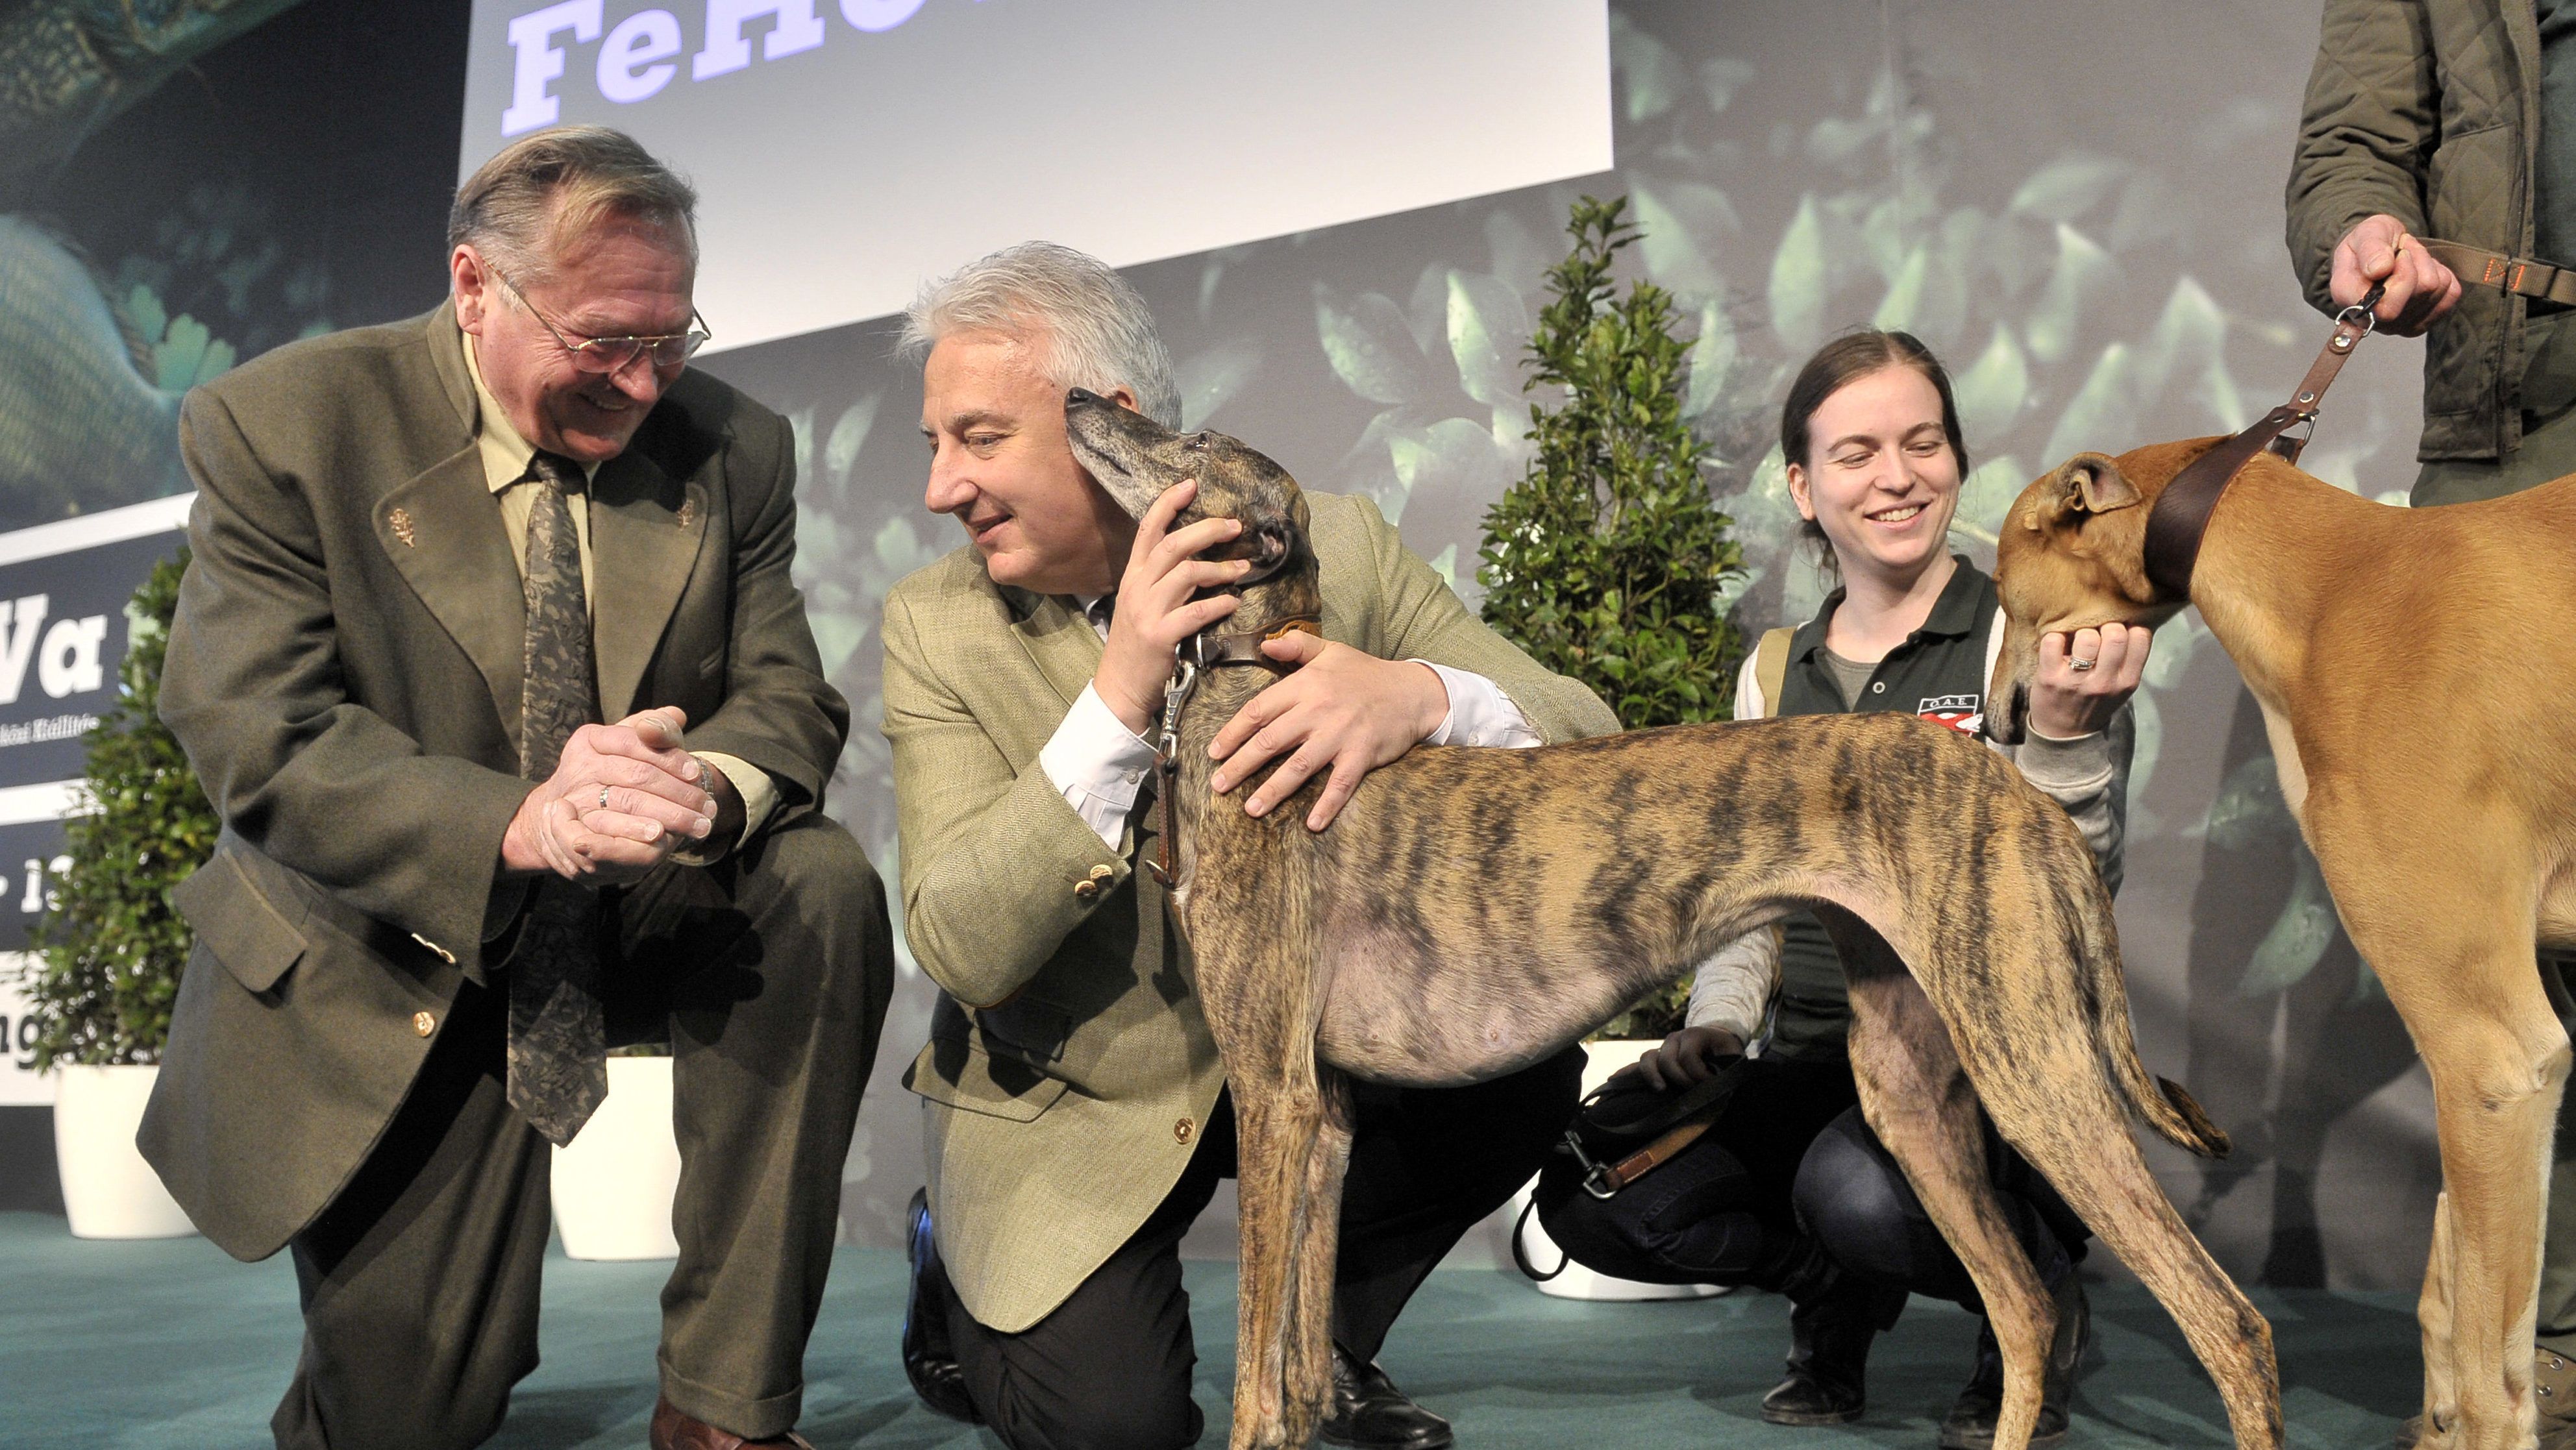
2143;235;2576;600
1582;1116;1720;1198
1146;617;1322;887
2140;281;2381;600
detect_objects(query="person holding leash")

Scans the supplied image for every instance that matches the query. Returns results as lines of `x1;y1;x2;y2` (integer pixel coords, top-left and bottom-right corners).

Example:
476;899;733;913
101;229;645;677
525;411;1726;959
2288;6;2576;1442
1535;330;2148;1450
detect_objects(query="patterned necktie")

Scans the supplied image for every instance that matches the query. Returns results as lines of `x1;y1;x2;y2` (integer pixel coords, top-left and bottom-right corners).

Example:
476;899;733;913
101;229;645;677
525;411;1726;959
507;450;608;1147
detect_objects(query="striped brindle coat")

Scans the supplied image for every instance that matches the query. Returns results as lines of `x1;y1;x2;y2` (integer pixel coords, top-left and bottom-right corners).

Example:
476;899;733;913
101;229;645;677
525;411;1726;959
1061;392;2281;1450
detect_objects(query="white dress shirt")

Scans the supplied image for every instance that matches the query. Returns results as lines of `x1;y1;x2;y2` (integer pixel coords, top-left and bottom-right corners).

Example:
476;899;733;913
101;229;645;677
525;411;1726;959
1039;597;1542;846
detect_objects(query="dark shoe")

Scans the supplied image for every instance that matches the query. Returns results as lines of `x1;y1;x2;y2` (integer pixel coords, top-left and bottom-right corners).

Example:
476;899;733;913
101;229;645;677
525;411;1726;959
2395;1348;2576;1450
902;1187;983;1425
1759;1255;1909;1427
2540;1349;2576;1450
647;1396;815;1449
1937;1276;2091;1450
1321;1346;1455;1450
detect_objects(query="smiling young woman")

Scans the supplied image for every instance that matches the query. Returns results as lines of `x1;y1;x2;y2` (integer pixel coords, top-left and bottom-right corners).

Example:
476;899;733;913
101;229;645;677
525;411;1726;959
1533;330;2153;1449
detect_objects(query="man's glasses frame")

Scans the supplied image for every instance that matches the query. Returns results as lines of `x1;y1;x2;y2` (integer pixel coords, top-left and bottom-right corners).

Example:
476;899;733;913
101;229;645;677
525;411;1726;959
483;258;711;375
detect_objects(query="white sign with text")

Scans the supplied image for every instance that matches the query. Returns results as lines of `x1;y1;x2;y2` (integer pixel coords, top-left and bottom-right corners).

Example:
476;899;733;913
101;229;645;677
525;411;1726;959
462;0;1612;352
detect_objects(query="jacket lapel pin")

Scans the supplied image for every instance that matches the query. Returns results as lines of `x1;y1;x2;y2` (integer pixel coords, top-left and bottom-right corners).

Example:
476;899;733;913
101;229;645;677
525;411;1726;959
675;499;697;530
388;508;417;547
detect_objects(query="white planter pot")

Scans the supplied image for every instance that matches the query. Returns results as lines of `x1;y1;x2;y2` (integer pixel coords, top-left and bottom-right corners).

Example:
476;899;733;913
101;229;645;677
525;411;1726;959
551;1055;682;1261
1511;1039;1726;1302
53;1064;196;1240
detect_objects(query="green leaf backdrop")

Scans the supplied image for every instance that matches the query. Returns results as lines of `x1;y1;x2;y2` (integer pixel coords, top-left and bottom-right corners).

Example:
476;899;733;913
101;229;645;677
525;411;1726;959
697;1;2448;1280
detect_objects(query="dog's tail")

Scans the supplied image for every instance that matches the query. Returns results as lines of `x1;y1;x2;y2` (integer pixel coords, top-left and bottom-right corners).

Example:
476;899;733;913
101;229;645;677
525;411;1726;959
2073;876;2233;1159
2136;1074;2231;1158
2096;986;2233;1159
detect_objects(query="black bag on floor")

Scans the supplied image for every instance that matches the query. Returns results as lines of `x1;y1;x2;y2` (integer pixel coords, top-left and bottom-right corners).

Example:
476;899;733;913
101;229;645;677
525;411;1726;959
1514;1054;1746;1281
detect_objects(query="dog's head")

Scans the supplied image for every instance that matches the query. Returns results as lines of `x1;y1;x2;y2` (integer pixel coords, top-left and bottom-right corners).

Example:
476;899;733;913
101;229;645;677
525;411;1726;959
1061;387;1319;632
1985;437;2222;744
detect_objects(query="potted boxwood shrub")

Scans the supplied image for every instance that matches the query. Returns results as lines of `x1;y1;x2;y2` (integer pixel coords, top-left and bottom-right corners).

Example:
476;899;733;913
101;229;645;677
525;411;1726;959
1478;195;1746;1299
16;550;210;1238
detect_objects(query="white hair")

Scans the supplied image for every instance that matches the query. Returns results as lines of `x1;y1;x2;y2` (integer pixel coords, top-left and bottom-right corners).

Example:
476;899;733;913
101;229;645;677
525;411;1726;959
900;241;1182;428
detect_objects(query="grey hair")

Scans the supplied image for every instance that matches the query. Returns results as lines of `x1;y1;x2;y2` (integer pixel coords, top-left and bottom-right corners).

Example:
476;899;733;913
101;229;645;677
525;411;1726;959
449;126;698;289
900;241;1182;430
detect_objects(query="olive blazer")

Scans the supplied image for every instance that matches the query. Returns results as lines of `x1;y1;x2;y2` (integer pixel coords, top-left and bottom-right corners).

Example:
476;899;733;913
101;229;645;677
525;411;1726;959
141;304;847;1261
882;491;1617;1331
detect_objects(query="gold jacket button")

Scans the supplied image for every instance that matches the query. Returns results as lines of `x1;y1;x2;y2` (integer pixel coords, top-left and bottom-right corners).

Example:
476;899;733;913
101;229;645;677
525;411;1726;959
412;1011;436;1038
1074;879;1100;902
1174;1117;1195;1144
1088;864;1114;883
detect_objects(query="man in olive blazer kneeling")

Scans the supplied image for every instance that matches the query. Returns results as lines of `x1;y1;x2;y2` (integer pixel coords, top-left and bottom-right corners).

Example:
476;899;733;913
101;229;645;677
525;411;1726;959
142;127;892;1450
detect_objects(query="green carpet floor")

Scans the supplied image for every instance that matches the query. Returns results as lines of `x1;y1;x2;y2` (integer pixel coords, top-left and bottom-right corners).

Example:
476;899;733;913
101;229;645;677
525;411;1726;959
0;1210;2412;1447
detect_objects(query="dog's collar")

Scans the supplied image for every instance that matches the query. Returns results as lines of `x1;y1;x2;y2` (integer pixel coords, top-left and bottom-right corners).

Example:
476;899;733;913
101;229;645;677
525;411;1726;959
1143;615;1322;889
1195;617;1321;675
2142;284;2381;599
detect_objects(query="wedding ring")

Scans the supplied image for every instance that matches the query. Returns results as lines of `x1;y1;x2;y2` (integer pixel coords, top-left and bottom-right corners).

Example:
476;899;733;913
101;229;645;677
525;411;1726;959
598;785;613;810
2068;657;2097;672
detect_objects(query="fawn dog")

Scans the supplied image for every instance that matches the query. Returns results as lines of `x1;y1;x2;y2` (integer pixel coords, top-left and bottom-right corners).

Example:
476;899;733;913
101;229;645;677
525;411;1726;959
1990;439;2576;1450
1061;390;2278;1450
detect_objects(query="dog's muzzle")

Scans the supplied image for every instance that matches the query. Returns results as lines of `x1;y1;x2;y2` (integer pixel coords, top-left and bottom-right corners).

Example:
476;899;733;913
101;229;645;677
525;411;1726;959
1985;677;2031;746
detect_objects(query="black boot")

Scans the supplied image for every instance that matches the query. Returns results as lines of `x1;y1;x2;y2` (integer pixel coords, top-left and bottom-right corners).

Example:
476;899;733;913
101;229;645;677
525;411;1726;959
1759;1238;1909;1427
1938;1274;2090;1450
901;1187;982;1424
1321;1345;1455;1450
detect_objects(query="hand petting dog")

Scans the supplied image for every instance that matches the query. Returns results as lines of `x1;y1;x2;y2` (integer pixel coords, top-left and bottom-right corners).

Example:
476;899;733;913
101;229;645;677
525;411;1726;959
2026;624;2153;740
1095;478;1251;735
1208;630;1448;831
1104;476;1454;833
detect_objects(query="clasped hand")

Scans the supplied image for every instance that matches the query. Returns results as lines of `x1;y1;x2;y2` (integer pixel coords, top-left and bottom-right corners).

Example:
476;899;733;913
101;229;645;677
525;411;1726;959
1094;480;1448;833
500;707;714;887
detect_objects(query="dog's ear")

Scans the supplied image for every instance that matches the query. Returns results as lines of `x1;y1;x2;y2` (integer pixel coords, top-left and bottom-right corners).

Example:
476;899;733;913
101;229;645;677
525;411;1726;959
2023;453;2140;532
2064;453;2142;515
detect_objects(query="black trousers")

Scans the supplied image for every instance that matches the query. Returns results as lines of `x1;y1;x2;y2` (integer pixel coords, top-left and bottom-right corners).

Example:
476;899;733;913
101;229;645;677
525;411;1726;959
943;1046;1586;1450
1539;1056;2086;1307
270;815;895;1450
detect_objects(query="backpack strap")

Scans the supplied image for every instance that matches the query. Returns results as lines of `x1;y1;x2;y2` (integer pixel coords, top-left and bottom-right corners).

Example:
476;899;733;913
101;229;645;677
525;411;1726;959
1753;627;1794;719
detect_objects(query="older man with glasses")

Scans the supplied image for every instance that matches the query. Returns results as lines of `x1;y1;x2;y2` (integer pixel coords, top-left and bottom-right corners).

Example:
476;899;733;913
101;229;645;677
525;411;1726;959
141;125;893;1450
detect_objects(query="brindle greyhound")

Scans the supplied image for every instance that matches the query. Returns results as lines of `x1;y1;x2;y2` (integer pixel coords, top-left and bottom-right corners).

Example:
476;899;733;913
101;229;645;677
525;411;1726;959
1989;439;2576;1450
1060;389;2279;1450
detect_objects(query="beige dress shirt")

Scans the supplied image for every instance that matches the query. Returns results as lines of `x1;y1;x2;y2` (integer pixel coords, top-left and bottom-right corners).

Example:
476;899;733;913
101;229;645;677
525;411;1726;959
462;330;780;848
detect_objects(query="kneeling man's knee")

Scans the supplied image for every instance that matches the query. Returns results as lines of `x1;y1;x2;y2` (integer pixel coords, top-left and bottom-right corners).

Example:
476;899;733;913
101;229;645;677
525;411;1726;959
750;816;893;1011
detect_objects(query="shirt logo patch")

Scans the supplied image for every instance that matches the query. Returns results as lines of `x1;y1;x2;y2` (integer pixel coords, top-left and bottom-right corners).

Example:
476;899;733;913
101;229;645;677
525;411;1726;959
1918;693;1983;735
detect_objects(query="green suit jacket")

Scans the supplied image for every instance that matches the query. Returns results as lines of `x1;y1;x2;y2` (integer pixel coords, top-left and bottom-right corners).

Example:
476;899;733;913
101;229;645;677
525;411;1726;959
141;305;847;1262
881;491;1617;1332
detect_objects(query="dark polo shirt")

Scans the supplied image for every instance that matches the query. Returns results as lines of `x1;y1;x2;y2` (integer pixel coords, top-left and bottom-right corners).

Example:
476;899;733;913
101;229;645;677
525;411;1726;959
1766;558;1998;1061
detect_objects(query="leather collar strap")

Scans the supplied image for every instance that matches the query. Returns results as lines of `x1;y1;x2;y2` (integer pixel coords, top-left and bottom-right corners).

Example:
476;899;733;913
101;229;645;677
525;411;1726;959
1197;616;1322;672
2141;287;2379;600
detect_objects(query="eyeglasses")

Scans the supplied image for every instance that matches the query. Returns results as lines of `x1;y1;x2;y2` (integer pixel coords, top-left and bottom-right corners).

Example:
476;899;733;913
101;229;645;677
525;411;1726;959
484;260;711;374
